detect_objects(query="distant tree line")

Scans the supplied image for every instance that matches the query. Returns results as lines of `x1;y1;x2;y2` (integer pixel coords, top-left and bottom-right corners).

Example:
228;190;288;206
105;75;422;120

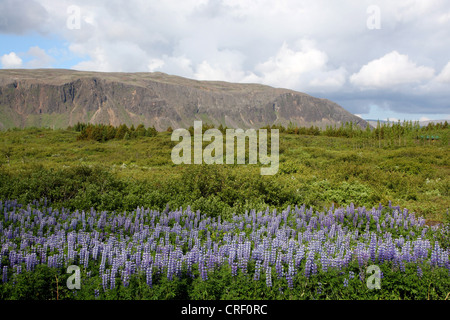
71;119;448;143
274;119;448;141
72;122;157;142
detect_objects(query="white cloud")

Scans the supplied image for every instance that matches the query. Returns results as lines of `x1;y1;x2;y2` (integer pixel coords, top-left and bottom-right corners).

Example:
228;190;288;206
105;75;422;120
255;41;327;88
436;61;450;83
193;48;255;83
350;51;435;89
26;46;54;68
147;58;165;72
253;41;346;91
1;52;23;68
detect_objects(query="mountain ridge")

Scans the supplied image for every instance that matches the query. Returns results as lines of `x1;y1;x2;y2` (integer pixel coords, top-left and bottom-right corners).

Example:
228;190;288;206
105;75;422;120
0;69;367;131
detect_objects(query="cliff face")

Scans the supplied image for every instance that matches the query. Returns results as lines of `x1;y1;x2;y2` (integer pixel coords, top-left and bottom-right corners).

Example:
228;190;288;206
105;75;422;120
0;69;366;130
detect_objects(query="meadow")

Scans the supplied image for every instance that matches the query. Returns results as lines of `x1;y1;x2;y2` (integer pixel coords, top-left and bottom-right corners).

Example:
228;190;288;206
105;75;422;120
0;121;448;299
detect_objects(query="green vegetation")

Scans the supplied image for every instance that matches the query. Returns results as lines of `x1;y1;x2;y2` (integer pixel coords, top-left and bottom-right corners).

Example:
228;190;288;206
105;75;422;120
0;121;448;223
0;122;449;301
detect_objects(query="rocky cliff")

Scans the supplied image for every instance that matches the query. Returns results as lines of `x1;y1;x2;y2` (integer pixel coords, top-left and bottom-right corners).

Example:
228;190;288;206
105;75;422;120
0;69;366;130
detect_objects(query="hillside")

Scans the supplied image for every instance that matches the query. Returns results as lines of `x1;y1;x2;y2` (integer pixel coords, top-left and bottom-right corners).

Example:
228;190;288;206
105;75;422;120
0;69;367;130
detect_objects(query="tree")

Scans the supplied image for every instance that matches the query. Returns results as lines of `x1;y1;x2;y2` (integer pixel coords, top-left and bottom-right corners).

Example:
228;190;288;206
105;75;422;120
115;124;129;139
135;124;146;137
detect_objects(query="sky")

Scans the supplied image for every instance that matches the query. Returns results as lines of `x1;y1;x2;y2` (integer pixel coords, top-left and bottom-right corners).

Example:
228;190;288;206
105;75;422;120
0;0;449;122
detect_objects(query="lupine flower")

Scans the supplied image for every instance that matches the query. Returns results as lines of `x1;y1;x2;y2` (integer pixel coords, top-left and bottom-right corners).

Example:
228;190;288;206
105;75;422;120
231;261;238;277
254;260;261;281
286;265;294;289
321;254;329;273
317;282;323;294
0;200;448;296
275;254;283;279
102;272;109;291
2;266;7;283
343;278;349;287
417;265;423;278
146;265;153;287
265;266;272;287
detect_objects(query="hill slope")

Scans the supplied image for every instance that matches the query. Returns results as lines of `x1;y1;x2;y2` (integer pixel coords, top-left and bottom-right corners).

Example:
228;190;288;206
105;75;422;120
0;69;367;130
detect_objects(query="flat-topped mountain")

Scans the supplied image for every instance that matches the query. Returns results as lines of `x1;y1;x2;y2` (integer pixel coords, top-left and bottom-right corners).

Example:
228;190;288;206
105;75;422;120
0;69;367;130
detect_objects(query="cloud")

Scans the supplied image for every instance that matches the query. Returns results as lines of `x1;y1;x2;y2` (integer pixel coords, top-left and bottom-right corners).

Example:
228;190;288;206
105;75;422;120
0;0;48;34
26;46;54;68
253;41;347;91
436;61;450;83
350;51;435;89
1;52;23;68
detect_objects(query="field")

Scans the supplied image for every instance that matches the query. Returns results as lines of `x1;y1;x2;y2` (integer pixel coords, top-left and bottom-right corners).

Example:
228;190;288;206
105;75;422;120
0;122;449;300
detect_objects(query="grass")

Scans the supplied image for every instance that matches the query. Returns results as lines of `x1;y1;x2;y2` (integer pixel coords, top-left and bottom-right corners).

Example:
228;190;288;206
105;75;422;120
0;126;448;224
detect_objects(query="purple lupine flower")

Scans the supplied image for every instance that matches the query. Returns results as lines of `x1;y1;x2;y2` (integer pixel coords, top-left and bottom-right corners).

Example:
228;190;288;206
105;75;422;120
176;258;183;278
121;268;130;287
263;248;270;270
275;254;283;279
199;254;208;281
102;272;109;291
343;278;349;287
359;270;364;282
304;251;315;278
2;266;7;283
430;245;438;267
399;261;405;273
167;252;175;281
15;264;22;275
265;266;272;287
286;270;293;289
231;261;238;277
321;253;328;273
83;248;89;269
369;234;377;263
317;282;322;295
110;267;116;290
146;264;153;287
295;246;304;268
417;265;423;278
254;260;261;281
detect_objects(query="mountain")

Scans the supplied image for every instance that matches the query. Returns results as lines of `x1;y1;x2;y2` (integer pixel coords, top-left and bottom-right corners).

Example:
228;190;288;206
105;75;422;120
0;69;367;131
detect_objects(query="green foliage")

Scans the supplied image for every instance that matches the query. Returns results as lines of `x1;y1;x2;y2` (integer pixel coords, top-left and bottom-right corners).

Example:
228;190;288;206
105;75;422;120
0;123;448;221
74;123;158;142
2;258;449;300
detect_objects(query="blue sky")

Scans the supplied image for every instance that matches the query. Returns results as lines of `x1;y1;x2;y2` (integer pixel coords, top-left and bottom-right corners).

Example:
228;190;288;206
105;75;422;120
1;0;449;122
0;33;83;68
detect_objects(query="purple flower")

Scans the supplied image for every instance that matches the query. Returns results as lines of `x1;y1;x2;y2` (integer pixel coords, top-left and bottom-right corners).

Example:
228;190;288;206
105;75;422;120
417;265;423;278
369;234;377;263
321;254;329;273
304;251;316;278
275;254;283;279
231;261;238;277
317;282;323;294
102;272;109;291
265;266;272;287
343;278;349;287
2;266;7;283
254;260;261;281
146;265;153;287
